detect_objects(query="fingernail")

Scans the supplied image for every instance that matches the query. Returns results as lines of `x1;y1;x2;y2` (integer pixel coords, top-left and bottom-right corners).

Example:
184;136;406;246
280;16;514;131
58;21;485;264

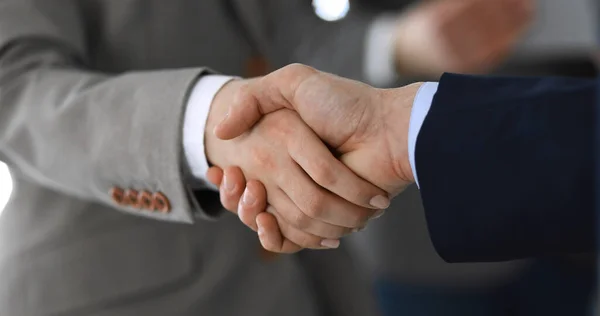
242;189;256;205
369;195;390;209
371;209;385;220
223;175;235;192
321;239;340;249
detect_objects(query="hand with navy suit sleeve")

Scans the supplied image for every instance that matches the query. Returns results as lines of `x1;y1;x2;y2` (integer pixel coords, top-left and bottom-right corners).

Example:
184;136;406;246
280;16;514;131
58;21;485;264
212;64;596;261
414;74;595;262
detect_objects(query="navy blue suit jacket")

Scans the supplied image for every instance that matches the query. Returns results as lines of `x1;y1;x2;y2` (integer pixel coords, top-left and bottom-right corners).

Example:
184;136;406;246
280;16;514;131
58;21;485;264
416;74;596;263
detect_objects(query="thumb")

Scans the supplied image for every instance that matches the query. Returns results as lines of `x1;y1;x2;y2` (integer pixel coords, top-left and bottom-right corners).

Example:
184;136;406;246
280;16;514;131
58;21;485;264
213;83;266;140
214;64;320;140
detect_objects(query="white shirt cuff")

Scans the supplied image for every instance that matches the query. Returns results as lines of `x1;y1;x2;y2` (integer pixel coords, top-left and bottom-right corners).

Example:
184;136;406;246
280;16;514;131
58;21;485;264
408;82;439;188
364;14;400;87
183;75;236;191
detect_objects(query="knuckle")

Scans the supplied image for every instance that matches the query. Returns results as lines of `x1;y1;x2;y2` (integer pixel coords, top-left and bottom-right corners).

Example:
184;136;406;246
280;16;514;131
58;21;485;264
311;161;336;186
304;193;326;218
291;210;312;230
283;63;317;77
273;64;319;91
234;82;253;103
249;146;276;171
305;205;323;219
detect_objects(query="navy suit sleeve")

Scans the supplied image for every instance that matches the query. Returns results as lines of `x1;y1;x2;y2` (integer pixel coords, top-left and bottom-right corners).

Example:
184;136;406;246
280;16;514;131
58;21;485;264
415;73;596;263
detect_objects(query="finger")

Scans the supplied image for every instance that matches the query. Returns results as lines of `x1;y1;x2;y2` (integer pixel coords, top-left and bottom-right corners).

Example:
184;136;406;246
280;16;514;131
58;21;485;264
269;208;340;250
277;154;379;229
219;166;246;214
213;83;264;140
214;64;319;140
269;187;355;239
206;166;224;187
279;168;378;229
257;207;339;253
257;210;303;254
237;180;268;232
288;126;390;210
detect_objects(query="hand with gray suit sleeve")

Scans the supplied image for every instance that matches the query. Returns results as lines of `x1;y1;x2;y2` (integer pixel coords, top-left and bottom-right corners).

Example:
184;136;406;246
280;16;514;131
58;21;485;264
0;1;389;245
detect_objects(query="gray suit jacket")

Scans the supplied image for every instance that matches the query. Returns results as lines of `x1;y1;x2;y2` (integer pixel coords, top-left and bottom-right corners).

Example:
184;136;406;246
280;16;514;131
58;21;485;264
0;1;380;315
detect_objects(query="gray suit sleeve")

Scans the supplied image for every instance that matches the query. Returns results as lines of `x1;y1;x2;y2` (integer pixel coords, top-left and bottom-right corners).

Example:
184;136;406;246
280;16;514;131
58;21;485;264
265;0;378;83
0;0;219;223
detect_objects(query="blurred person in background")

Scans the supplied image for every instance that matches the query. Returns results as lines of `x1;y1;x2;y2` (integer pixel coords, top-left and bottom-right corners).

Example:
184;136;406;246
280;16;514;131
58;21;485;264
0;0;534;315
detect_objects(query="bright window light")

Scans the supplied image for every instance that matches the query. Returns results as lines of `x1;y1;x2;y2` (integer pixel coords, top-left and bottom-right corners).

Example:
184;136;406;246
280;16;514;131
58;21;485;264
313;0;350;22
0;163;12;215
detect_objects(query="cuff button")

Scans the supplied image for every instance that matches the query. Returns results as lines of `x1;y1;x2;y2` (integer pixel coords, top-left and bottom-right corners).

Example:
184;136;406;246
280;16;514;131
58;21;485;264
153;192;171;213
138;191;154;210
124;189;140;208
110;187;126;205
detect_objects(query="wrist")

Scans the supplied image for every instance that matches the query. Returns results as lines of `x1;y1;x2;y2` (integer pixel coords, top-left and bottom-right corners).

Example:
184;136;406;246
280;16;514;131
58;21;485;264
380;82;423;184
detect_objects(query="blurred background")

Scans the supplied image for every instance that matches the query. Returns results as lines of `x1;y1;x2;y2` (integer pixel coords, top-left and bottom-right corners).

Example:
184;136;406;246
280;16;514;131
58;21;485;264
0;163;10;214
0;0;596;315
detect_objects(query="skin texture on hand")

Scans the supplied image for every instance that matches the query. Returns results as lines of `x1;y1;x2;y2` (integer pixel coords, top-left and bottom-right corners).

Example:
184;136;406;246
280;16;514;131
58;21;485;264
393;0;534;78
212;64;423;252
203;78;390;252
215;64;419;195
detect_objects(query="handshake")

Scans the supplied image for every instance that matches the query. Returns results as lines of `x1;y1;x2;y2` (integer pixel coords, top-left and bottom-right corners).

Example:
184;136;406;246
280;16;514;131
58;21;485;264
203;64;423;253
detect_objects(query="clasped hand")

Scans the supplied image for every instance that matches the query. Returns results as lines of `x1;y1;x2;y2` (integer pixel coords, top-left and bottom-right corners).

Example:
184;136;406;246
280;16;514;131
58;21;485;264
204;64;420;253
203;0;534;253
